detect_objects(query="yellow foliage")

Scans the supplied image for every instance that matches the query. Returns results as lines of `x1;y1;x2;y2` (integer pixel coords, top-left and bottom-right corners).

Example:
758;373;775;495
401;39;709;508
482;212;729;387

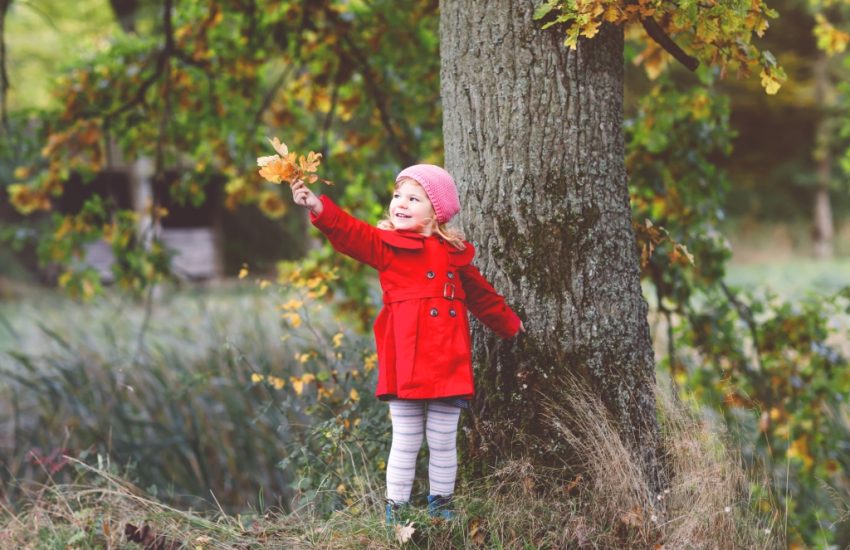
814;14;850;54
238;265;249;279
349;388;360;402
258;190;287;218
332;332;344;348
9;184;51;214
787;436;814;470
251;373;264;383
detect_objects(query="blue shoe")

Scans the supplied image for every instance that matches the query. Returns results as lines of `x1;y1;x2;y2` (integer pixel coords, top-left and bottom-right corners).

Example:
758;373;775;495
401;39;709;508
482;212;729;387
386;499;410;525
427;494;455;520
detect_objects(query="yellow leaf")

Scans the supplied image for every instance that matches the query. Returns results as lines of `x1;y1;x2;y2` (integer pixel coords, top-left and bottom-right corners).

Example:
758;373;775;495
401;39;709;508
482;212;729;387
259;280;271;289
290;373;314;395
620;506;644;528
268;375;285;390
282;312;302;328
759;69;781;95
603;5;620;23
257;154;279;167
281;299;303;311
239;265;249;279
251;373;265;384
350;388;360;402
332;332;344;348
364;353;378;372
266;136;289;157
395;521;416;544
581;21;601;39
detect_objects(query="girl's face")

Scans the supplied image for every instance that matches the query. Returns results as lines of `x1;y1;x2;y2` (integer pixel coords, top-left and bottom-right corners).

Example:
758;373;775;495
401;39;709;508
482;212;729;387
390;179;436;235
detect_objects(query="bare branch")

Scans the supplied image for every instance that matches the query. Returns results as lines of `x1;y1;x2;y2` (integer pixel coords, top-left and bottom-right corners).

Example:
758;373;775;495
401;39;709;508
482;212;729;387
641;17;699;71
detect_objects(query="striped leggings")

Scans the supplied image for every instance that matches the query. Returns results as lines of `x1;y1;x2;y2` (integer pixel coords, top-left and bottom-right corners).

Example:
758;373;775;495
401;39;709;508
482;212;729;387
385;400;461;503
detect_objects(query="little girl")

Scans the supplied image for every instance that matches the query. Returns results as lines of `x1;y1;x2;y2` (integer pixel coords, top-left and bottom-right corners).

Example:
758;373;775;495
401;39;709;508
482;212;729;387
290;164;523;522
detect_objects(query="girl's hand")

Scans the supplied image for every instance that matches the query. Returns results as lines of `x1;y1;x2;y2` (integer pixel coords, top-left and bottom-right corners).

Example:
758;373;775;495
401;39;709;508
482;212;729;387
291;179;323;216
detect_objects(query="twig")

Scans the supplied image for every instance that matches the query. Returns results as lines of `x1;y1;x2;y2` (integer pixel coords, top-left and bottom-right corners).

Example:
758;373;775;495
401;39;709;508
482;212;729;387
250;64;295;135
132;280;157;365
96;0;175;121
719;281;763;372
320;77;340;160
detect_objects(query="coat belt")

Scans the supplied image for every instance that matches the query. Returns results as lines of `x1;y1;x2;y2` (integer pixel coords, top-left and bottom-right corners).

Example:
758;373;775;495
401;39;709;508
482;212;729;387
383;282;466;304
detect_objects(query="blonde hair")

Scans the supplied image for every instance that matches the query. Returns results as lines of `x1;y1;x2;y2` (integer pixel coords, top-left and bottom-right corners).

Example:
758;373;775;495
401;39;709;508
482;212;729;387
378;179;466;251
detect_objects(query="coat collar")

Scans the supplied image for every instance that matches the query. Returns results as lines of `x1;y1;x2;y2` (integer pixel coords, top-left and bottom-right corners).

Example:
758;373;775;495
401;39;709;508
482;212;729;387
378;229;475;265
378;229;425;249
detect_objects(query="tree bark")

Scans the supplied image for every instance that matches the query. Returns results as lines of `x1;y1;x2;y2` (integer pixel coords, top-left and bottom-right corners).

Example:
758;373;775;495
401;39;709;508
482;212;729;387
441;1;662;489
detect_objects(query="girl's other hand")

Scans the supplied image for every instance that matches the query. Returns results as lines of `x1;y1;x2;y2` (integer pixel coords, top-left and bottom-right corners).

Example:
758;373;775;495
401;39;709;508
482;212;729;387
291;179;323;216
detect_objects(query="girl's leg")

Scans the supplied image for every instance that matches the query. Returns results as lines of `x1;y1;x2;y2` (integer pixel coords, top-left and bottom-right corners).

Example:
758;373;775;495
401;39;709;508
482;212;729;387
386;400;426;503
425;401;461;497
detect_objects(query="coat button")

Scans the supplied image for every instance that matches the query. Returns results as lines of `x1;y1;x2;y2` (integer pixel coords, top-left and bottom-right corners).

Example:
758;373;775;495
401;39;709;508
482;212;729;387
430;308;439;317
447;272;455;279
426;271;435;279
449;309;457;317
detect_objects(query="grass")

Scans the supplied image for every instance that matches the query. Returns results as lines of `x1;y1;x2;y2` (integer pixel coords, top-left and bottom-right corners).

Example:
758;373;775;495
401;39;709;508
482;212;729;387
0;280;375;514
0;374;780;549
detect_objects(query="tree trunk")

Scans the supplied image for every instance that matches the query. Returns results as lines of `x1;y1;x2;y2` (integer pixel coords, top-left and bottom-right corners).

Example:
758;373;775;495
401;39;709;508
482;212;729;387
441;1;661;489
0;0;12;130
812;54;834;260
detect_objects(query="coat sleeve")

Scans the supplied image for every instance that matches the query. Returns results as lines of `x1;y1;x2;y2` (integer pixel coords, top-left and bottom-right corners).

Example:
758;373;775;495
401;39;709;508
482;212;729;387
458;262;522;339
309;195;391;271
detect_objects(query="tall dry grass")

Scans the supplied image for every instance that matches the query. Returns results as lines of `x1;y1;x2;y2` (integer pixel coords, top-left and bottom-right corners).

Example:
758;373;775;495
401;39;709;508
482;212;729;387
534;376;780;548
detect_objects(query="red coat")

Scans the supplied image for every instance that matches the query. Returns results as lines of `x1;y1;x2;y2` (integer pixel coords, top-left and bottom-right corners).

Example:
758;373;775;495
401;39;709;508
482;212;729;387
310;195;521;401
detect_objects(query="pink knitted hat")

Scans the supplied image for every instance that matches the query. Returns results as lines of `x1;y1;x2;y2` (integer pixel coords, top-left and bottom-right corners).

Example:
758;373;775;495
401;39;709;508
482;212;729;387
395;164;461;224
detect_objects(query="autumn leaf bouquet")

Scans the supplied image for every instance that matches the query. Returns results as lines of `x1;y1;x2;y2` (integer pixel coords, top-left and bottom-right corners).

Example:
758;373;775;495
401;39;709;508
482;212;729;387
257;137;331;187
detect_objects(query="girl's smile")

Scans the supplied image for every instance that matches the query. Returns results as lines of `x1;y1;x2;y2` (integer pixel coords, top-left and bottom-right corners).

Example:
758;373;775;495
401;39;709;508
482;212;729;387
390;180;436;235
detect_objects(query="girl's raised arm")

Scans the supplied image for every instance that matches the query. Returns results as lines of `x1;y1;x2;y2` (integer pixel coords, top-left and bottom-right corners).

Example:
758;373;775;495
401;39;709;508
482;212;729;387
295;187;391;271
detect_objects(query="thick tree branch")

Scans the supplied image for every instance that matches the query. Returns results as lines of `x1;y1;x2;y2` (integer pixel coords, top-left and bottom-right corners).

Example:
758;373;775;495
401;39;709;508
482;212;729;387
641;17;699;71
339;31;416;166
108;0;139;34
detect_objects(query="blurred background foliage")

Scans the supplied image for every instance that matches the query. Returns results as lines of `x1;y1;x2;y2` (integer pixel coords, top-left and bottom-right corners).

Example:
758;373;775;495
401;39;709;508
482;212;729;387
1;0;849;546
